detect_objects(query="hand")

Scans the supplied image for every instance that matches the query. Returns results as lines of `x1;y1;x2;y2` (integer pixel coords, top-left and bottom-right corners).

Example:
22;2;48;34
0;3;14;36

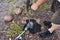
31;3;39;10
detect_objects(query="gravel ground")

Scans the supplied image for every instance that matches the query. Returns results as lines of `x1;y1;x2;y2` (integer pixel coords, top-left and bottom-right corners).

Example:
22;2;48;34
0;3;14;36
0;0;26;40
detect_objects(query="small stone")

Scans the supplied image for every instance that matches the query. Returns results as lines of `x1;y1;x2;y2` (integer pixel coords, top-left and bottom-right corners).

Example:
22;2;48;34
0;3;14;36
4;15;13;22
29;35;32;38
13;8;23;15
34;18;40;24
9;38;11;40
21;17;28;24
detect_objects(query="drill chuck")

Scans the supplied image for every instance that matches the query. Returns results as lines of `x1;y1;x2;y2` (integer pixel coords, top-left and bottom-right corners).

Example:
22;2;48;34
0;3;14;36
24;22;33;30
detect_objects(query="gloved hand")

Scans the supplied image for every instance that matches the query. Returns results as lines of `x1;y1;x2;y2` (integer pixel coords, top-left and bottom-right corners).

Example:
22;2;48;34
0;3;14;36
43;21;52;28
23;19;41;34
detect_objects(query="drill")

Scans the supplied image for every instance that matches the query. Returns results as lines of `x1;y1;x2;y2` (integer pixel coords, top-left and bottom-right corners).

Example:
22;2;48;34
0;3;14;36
15;19;41;40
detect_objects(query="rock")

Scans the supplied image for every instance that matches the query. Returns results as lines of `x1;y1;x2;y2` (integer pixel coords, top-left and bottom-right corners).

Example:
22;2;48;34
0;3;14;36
21;17;28;24
13;8;23;15
4;15;13;22
34;18;41;24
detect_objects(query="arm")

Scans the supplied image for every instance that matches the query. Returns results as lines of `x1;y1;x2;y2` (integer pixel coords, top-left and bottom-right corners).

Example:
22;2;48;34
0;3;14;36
31;0;47;10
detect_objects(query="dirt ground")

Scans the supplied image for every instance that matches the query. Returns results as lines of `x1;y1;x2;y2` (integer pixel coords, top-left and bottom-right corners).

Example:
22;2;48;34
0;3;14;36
0;0;60;40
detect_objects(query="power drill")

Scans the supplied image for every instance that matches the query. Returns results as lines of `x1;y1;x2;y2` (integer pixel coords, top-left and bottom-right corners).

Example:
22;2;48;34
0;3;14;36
15;19;41;40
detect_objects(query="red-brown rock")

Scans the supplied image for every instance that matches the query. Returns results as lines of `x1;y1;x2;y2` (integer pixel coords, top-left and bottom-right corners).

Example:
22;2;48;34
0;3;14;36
4;15;13;22
13;8;23;15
